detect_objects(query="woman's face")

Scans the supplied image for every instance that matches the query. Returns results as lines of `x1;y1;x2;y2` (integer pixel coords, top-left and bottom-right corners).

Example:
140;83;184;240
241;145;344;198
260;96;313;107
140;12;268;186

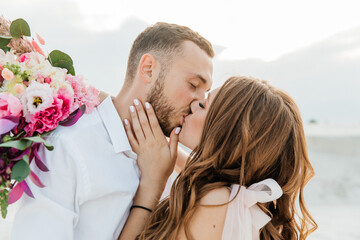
179;88;220;149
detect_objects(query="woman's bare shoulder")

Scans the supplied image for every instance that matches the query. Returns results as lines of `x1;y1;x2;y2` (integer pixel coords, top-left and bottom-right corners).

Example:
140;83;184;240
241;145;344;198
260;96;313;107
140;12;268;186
199;187;231;205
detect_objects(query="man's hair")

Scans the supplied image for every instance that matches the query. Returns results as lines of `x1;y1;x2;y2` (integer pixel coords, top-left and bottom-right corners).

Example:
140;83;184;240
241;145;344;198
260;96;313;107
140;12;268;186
125;22;214;83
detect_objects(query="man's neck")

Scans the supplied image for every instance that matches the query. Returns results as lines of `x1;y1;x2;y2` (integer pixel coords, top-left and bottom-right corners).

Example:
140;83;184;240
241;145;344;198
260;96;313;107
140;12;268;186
112;84;146;124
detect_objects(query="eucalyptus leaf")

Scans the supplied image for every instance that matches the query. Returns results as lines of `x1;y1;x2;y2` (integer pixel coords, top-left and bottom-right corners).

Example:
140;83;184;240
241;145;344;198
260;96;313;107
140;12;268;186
53;60;75;75
24;136;54;151
23;155;29;164
10;18;31;39
0;139;31;150
48;50;73;65
0;36;12;48
0;46;11;53
11;160;30;183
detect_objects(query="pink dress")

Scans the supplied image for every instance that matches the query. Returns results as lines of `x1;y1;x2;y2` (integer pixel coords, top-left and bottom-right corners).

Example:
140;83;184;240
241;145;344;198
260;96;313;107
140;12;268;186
222;179;283;240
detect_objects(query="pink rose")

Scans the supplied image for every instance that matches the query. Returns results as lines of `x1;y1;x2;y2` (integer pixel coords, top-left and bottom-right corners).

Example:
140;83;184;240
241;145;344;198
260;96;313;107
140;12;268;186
14;84;25;94
1;68;14;81
24;97;64;136
0;93;22;118
19;53;30;63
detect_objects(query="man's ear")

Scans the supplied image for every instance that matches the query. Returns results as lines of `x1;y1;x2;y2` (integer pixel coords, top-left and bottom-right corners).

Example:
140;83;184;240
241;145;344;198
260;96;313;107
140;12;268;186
139;54;158;84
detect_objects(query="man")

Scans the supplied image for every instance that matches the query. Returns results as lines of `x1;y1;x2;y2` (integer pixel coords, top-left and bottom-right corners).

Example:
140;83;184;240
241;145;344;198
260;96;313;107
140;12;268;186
11;22;214;239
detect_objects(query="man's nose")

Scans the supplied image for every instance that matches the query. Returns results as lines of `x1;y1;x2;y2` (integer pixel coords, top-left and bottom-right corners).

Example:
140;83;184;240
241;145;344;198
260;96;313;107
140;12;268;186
193;89;206;101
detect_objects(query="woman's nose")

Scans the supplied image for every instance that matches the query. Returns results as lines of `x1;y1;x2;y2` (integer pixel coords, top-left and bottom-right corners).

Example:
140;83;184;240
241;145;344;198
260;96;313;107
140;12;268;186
190;100;204;113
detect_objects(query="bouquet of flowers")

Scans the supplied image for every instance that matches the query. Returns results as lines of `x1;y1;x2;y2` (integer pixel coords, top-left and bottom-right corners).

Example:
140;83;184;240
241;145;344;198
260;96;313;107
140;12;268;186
0;17;99;218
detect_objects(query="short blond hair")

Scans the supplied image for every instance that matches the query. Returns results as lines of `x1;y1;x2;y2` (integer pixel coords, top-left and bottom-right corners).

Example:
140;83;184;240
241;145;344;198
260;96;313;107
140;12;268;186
125;22;214;83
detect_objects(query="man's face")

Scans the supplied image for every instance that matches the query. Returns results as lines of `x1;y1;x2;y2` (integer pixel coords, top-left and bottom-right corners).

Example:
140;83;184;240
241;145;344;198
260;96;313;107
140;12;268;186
147;41;213;136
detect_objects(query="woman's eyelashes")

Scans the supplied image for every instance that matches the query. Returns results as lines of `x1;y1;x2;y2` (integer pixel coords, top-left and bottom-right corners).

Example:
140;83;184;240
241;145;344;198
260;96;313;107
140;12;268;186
199;102;205;109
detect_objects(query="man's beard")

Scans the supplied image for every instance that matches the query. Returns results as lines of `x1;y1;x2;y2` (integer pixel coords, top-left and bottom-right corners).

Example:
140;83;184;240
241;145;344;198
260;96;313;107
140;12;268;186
147;77;177;137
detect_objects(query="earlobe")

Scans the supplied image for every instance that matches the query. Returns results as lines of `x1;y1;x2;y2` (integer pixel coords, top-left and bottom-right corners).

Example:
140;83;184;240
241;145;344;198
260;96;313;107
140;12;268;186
139;54;156;84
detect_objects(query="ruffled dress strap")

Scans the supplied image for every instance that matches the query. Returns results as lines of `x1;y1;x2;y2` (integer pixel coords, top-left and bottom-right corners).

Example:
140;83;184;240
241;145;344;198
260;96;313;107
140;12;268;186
222;179;283;240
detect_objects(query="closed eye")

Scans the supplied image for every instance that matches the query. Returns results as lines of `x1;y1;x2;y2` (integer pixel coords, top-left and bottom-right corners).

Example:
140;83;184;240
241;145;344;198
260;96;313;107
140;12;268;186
199;103;205;109
190;83;197;89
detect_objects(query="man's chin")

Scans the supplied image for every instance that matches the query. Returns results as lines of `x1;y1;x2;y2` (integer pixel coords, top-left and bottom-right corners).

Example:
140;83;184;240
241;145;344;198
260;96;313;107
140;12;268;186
160;123;179;137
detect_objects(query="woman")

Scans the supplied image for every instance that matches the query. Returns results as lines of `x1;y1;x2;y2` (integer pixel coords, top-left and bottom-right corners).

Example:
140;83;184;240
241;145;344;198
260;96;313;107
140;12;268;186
122;76;317;240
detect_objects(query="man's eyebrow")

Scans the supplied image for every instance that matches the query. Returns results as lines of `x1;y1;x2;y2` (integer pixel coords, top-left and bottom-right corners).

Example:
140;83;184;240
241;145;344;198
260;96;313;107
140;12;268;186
196;74;207;84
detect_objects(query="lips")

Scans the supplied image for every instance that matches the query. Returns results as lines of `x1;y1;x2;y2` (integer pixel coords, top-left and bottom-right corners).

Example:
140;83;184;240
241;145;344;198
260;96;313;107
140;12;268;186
181;115;186;125
181;113;189;125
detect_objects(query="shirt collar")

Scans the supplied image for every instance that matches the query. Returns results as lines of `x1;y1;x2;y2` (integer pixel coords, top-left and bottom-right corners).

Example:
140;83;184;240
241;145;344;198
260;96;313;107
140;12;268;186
97;96;133;154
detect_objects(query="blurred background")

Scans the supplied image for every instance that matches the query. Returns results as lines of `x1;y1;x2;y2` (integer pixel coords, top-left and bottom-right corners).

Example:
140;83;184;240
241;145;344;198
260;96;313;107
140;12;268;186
1;0;360;239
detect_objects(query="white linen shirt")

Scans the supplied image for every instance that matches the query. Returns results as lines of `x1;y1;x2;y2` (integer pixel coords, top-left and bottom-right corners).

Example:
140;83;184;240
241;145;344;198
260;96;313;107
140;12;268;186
11;97;140;240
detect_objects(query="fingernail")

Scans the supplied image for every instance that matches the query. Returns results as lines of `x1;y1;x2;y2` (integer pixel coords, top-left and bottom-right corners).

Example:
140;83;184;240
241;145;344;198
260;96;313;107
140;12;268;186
124;119;128;125
134;99;139;106
129;106;135;112
145;102;150;109
175;127;181;134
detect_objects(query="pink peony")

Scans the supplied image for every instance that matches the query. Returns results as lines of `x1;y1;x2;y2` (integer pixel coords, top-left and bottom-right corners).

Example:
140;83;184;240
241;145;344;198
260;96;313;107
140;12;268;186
65;74;99;114
55;88;73;121
0;93;22;118
24;97;64;136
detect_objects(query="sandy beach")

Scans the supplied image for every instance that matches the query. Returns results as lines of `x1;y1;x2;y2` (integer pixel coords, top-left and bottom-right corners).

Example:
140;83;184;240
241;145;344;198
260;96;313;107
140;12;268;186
1;123;360;239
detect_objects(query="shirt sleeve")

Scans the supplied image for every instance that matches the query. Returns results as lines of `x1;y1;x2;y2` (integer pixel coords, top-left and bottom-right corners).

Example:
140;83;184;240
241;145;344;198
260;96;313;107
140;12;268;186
11;135;83;240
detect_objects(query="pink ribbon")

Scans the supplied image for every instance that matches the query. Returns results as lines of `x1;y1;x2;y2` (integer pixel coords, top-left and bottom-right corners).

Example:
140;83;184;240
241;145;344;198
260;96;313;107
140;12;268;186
222;179;283;240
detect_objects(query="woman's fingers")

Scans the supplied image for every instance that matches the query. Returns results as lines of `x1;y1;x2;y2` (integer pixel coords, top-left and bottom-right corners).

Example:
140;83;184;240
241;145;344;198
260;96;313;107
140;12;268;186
169;127;181;161
129;104;145;142
133;99;153;138
124;118;139;152
144;102;166;140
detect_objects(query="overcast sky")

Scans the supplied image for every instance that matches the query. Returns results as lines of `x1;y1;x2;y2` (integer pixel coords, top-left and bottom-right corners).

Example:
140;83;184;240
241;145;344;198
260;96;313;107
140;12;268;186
2;0;360;123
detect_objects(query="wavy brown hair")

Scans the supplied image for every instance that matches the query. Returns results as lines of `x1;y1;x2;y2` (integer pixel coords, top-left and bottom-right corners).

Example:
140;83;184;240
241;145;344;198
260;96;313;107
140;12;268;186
137;76;317;240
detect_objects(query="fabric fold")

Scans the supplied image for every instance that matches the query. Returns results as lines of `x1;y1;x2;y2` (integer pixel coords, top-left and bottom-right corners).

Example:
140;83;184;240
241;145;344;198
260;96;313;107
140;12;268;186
222;178;283;240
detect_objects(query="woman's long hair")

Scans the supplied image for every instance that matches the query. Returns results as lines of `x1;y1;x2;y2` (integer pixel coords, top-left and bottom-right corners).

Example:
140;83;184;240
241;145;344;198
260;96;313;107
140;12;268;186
137;76;317;240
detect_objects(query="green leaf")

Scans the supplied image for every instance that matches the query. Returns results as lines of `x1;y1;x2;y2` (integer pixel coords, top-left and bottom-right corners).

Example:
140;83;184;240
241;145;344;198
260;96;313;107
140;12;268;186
10;18;31;39
0;36;12;48
1;46;11;53
24;136;54;151
23;155;29;164
53;60;75;76
11;160;30;182
48;50;73;65
0;139;32;150
48;50;75;75
0;190;9;219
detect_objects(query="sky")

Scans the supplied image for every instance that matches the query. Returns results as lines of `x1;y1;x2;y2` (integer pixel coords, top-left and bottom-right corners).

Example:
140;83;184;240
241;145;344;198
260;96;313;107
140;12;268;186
1;0;360;123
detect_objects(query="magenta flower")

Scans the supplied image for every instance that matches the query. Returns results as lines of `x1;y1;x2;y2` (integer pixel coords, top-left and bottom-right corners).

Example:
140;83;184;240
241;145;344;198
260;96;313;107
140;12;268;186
24;96;65;136
56;88;73;121
18;53;30;63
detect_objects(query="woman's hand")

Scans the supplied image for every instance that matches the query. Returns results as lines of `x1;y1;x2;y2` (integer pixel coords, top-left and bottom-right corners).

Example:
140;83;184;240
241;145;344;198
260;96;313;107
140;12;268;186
124;99;181;186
